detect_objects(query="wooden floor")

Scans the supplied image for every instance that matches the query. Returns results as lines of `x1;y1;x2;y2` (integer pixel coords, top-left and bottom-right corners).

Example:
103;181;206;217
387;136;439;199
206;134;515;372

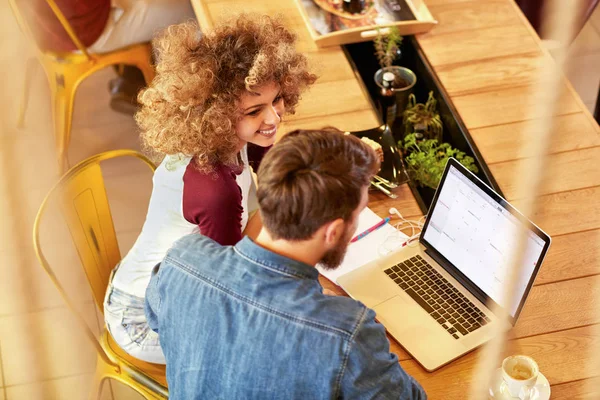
0;1;598;398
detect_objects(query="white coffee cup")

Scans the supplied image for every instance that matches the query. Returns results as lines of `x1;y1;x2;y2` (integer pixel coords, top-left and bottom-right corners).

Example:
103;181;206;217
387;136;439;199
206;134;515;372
501;355;539;400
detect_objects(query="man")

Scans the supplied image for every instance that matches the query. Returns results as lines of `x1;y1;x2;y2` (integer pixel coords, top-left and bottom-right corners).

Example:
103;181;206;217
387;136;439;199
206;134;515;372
145;129;427;399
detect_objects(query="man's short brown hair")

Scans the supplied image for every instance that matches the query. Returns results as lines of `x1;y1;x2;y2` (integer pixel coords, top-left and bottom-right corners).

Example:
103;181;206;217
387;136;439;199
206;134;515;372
257;129;380;240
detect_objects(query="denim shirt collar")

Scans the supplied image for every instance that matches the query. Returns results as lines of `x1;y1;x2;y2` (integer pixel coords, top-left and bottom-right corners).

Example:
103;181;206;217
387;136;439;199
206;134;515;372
234;237;320;281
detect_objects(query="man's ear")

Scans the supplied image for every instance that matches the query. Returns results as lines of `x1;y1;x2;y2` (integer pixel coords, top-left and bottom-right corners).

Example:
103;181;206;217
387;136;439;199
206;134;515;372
323;218;346;249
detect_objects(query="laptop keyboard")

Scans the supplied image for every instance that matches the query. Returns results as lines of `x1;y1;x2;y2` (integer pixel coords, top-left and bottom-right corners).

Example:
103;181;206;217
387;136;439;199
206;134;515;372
384;255;491;340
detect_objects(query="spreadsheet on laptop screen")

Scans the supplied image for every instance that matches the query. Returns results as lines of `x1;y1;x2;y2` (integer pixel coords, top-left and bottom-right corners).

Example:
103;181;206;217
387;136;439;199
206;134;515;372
422;165;546;316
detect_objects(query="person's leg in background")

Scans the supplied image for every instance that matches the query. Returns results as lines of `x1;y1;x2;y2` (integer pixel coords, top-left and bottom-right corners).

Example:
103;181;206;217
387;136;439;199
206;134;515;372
516;0;545;33
90;0;196;114
516;0;598;41
90;0;195;53
517;0;600;123
108;64;150;114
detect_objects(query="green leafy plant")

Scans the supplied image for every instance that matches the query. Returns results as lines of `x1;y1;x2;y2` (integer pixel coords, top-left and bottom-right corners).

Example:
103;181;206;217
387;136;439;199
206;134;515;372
374;26;403;68
403;91;443;142
402;133;479;189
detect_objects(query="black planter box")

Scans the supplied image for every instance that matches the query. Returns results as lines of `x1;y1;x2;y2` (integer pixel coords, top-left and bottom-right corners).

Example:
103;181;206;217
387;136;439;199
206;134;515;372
342;37;503;214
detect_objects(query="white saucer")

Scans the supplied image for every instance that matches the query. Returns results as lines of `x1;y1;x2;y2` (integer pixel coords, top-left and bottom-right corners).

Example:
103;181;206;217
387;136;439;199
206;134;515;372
489;368;551;400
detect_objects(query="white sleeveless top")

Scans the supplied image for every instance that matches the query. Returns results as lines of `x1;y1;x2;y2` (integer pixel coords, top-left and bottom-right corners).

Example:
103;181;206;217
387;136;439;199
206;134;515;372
113;145;255;298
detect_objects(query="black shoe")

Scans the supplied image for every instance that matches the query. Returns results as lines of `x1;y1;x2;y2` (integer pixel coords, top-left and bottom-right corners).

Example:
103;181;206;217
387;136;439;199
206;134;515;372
109;76;141;115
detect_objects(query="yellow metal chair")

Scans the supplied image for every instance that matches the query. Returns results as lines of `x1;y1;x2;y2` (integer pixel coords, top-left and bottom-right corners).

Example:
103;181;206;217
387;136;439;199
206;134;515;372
9;0;155;173
33;150;168;400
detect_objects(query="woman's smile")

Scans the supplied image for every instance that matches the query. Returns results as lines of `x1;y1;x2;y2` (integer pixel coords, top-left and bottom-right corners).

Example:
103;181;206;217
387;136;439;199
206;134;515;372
258;125;277;137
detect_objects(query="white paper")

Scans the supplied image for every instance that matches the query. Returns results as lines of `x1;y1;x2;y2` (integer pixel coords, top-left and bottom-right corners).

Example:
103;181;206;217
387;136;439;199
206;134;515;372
317;207;408;285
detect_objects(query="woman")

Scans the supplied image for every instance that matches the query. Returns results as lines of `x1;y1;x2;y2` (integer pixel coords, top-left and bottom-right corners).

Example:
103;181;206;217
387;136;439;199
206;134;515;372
103;14;317;364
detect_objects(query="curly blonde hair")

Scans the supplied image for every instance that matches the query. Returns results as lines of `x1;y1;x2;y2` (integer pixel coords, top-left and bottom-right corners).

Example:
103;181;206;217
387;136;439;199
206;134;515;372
136;14;317;171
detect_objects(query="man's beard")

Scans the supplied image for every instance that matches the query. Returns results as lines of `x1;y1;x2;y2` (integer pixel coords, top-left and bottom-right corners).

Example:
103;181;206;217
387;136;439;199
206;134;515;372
319;227;353;270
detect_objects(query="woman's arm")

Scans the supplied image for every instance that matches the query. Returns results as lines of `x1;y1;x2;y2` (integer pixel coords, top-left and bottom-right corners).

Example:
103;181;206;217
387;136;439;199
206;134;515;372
243;172;262;240
183;163;244;246
243;210;263;240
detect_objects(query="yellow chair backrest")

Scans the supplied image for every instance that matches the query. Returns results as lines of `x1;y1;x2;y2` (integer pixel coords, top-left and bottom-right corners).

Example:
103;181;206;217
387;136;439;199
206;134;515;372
33;150;167;398
34;150;156;316
60;163;122;311
8;0;156;173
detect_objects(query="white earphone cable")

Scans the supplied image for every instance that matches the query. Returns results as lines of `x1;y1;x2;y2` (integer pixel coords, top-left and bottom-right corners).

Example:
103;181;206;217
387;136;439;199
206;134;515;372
377;207;426;256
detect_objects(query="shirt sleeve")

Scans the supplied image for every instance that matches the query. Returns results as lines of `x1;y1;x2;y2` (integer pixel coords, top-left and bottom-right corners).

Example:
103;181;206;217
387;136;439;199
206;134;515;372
182;163;244;246
340;308;427;399
20;0;111;52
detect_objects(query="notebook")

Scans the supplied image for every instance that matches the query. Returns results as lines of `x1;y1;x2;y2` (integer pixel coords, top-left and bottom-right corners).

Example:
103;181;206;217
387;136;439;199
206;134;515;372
317;207;406;284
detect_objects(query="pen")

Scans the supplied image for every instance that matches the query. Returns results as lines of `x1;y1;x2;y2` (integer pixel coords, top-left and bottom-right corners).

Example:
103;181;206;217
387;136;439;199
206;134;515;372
351;217;391;243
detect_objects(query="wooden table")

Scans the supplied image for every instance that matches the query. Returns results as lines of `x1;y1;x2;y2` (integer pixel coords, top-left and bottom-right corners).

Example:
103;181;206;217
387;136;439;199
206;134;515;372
191;0;600;398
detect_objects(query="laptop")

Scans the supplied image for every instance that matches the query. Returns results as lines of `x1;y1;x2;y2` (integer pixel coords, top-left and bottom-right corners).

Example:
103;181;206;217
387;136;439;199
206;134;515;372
338;158;551;371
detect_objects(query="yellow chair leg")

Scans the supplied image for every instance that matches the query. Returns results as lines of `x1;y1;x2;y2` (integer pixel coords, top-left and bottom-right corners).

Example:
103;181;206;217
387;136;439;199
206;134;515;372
131;383;167;400
90;353;166;400
88;375;104;400
50;72;76;174
104;372;166;400
133;45;155;86
17;57;39;129
88;355;112;400
138;62;156;87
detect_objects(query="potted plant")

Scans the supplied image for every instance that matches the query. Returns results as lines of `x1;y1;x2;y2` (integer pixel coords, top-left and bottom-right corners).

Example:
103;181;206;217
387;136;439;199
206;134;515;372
373;27;416;130
403;91;443;142
402;133;479;192
374;25;403;68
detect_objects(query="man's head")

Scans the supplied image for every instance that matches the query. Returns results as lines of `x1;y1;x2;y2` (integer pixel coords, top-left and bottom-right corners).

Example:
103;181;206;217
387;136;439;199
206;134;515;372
257;129;380;269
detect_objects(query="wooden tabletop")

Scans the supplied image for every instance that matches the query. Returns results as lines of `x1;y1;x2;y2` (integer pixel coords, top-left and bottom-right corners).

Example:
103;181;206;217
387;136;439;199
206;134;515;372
191;0;600;397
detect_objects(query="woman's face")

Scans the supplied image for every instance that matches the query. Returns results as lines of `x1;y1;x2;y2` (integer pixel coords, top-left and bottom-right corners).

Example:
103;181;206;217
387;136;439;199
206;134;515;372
236;81;284;149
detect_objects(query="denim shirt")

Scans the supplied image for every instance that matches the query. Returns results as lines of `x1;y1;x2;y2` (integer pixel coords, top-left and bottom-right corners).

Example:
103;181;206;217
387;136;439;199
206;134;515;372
145;234;427;400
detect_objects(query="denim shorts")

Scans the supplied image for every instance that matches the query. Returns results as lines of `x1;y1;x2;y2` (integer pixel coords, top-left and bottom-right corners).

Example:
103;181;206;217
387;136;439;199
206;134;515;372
103;268;166;364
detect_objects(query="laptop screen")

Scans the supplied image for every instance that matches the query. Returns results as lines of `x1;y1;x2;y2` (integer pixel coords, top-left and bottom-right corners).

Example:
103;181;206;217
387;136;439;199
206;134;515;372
421;161;549;318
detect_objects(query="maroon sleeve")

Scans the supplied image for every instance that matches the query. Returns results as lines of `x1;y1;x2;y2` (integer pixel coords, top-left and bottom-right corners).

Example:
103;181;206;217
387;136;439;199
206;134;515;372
247;143;272;172
182;163;243;246
20;0;110;52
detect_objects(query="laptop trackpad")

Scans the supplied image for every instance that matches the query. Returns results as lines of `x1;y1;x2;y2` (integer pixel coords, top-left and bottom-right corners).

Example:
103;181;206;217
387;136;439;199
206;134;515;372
373;295;423;332
373;295;467;371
